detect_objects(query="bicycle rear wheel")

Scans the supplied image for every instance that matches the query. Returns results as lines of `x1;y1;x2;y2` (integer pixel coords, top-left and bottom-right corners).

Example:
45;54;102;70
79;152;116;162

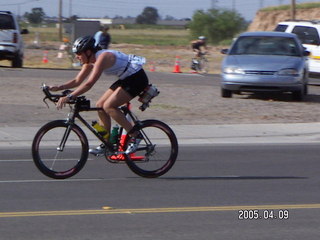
124;120;178;178
199;58;209;73
32;120;89;179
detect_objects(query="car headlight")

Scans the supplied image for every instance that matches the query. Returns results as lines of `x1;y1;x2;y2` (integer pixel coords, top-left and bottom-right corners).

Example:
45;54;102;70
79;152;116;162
223;67;245;74
277;68;299;76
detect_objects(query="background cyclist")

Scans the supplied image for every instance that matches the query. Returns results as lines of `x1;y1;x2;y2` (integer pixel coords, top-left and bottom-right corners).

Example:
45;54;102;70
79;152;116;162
94;25;111;49
49;35;149;155
191;36;208;58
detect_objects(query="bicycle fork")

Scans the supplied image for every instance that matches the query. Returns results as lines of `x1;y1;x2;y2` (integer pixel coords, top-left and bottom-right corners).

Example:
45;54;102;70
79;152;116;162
57;124;73;152
57;108;77;152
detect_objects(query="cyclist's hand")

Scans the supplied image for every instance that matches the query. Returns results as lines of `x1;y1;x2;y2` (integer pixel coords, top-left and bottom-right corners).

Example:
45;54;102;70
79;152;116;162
56;96;68;109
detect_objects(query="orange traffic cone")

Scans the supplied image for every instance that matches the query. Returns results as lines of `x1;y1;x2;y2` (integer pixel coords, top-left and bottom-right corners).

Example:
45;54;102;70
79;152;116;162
150;61;156;72
172;56;182;73
42;51;48;63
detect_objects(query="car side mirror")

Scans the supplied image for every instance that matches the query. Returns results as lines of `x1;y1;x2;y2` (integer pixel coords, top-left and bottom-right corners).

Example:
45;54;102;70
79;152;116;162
220;49;228;54
303;50;310;56
21;29;29;34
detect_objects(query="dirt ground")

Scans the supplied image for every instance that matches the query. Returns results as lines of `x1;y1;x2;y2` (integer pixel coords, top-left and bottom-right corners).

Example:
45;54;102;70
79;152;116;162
1;65;320;128
2;43;320;127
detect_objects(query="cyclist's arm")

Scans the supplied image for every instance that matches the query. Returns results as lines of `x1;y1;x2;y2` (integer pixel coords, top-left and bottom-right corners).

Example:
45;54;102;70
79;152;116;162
56;52;115;109
56;63;99;109
68;52;115;98
50;63;93;91
203;43;209;52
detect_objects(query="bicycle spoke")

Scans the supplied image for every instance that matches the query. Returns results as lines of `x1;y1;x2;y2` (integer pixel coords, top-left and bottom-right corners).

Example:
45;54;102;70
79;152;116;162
125;120;178;178
32;120;88;179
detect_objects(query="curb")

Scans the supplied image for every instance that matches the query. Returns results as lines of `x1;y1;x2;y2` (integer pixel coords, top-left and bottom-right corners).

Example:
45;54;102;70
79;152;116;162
1;123;320;148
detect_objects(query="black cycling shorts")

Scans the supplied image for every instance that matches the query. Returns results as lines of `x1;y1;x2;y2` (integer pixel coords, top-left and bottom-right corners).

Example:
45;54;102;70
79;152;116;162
109;69;149;98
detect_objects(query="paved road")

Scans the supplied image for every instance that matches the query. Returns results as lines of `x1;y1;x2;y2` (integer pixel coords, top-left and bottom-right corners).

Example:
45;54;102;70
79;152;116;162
1;68;320;239
1;145;320;239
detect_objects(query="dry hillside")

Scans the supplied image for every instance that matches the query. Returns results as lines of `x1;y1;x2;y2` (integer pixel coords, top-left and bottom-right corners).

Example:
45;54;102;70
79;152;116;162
248;8;320;32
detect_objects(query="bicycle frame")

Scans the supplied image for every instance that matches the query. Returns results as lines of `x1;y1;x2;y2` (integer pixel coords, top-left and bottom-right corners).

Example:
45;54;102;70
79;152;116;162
191;53;208;73
61;98;139;156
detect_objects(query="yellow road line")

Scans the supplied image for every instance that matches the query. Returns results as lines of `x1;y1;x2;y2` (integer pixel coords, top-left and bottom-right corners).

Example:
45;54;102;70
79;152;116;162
1;204;320;218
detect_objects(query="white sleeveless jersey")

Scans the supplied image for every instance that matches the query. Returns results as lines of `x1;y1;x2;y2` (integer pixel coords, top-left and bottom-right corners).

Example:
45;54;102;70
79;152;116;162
95;50;144;80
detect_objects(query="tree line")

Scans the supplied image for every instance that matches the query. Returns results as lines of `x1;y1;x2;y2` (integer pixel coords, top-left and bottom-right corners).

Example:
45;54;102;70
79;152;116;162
23;6;247;44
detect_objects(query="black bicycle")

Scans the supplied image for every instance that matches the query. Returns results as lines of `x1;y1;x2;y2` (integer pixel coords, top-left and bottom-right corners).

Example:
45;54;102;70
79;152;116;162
191;52;209;73
32;84;178;179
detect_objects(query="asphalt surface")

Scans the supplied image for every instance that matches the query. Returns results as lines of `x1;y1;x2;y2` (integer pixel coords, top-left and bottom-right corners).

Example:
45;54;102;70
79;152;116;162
1;68;320;239
1;145;320;239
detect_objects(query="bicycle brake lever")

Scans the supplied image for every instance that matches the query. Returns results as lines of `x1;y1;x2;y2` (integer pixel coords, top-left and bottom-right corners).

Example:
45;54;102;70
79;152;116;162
43;96;50;108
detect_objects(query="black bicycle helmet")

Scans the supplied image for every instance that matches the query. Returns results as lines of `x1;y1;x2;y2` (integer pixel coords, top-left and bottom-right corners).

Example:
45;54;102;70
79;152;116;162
72;35;96;54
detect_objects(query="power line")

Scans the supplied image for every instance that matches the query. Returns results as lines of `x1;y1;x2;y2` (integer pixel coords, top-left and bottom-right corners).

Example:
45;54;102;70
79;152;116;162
0;0;39;6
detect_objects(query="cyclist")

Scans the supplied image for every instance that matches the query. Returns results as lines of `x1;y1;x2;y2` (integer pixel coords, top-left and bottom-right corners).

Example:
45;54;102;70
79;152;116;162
191;36;208;58
94;25;111;49
49;35;149;155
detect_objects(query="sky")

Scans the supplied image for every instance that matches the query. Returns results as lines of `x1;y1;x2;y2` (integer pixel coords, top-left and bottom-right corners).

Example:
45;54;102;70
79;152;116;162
0;0;319;21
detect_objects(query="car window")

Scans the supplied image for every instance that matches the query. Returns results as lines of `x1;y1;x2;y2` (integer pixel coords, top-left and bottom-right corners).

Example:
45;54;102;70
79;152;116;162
292;26;320;45
230;36;300;56
0;14;15;29
274;24;288;32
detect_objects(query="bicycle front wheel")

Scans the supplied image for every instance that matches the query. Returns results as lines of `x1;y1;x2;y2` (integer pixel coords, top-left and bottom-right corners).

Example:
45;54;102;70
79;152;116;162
32;120;89;179
124;120;178;178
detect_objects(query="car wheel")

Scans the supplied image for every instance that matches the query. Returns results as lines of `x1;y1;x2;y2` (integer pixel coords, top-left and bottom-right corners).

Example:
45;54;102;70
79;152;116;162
221;88;232;98
303;83;308;95
12;55;23;68
292;90;303;101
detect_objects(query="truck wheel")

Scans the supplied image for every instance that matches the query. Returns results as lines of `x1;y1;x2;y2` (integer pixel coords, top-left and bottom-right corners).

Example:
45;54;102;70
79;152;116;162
12;55;23;68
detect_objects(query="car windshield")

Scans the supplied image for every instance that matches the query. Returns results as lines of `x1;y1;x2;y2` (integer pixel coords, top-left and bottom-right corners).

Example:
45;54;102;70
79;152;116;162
229;36;301;57
0;14;15;29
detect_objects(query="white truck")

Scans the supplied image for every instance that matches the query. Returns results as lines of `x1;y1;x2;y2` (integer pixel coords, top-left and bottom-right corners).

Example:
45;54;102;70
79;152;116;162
0;11;28;68
275;20;320;74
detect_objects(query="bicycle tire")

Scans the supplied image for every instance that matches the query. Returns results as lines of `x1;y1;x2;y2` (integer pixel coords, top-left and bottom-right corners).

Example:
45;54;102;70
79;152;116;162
199;58;209;73
194;62;201;72
32;120;89;179
124;120;178;178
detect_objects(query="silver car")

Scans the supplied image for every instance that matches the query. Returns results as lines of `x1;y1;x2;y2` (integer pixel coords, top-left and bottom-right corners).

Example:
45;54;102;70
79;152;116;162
220;31;309;101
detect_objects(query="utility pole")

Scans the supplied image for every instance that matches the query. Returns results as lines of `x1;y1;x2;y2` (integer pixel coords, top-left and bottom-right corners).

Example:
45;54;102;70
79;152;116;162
260;0;264;8
291;0;296;20
59;0;63;41
69;0;72;18
211;0;218;9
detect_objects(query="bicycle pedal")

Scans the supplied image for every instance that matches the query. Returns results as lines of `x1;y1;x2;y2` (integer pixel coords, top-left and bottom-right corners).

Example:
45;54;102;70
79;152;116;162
89;146;106;156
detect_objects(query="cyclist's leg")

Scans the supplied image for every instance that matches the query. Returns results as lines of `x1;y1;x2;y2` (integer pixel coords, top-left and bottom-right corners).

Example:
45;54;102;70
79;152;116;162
96;88;114;133
90;86;133;156
102;69;148;134
102;87;134;133
192;49;199;59
90;84;121;156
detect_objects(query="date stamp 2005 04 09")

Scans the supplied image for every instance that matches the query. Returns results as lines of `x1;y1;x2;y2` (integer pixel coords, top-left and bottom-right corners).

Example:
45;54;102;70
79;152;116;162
238;209;289;220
